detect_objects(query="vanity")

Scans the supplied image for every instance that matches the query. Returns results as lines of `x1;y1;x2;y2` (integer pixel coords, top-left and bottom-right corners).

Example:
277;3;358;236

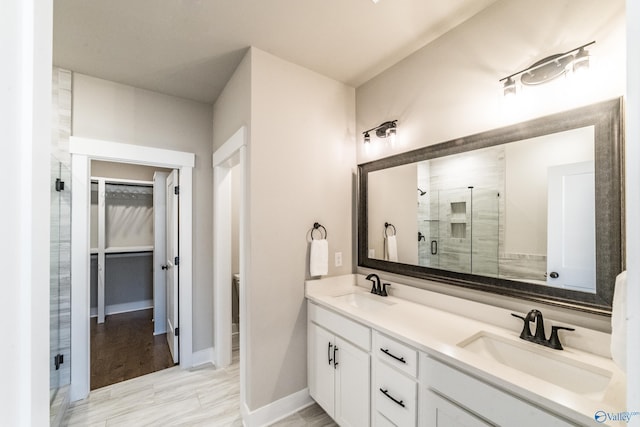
306;99;626;426
306;274;626;426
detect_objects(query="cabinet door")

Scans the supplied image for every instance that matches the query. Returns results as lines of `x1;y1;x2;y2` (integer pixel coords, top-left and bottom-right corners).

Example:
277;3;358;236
423;389;492;427
309;323;335;417
335;336;370;427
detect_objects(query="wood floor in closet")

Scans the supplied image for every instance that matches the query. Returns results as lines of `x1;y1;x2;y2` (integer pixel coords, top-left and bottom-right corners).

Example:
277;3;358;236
91;308;176;390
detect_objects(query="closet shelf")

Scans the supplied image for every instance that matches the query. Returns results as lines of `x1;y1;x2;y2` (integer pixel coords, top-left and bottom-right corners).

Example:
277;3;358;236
91;246;154;255
105;246;154;253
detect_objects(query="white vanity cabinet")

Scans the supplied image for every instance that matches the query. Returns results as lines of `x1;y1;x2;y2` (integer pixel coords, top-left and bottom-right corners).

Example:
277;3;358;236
373;331;418;426
419;354;578;427
308;302;371;427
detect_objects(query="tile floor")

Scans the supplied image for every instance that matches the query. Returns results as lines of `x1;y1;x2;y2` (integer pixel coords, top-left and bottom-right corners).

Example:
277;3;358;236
63;350;336;426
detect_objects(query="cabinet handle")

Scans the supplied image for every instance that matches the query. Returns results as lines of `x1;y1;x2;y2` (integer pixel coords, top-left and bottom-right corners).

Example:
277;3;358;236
327;342;333;365
380;348;406;364
431;240;438;255
333;346;339;369
379;388;405;408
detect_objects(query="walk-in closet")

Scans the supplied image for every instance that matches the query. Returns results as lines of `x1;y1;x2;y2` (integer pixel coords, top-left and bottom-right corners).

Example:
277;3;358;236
89;161;176;389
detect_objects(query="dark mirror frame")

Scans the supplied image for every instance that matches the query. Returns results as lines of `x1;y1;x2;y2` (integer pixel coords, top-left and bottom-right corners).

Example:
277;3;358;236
358;98;624;315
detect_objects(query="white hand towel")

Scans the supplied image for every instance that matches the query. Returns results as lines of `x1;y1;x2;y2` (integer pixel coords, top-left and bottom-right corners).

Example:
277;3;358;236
310;239;328;276
385;235;398;262
610;270;627;372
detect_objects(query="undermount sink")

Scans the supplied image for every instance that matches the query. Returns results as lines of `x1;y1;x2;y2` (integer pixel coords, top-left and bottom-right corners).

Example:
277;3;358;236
333;292;396;310
458;331;612;397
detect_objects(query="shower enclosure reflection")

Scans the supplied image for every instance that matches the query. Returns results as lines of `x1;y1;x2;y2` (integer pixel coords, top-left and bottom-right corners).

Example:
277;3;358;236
418;187;499;277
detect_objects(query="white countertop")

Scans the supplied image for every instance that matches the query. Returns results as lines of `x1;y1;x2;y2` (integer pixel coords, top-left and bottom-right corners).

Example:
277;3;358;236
305;274;627;427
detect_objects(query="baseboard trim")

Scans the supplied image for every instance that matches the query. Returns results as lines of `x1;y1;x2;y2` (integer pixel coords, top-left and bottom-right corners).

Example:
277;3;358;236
191;347;215;367
90;299;153;317
242;388;313;427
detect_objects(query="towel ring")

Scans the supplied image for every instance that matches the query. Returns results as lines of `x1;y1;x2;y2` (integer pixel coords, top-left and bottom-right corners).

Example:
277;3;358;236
384;222;396;237
310;222;327;240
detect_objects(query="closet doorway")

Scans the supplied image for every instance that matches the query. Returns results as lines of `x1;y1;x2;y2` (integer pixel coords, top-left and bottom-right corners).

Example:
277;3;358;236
70;137;195;402
89;161;177;389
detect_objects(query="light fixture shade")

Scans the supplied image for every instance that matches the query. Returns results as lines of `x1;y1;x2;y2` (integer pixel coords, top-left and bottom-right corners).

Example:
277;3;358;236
363;132;371;143
386;121;397;137
573;48;590;73
503;77;516;97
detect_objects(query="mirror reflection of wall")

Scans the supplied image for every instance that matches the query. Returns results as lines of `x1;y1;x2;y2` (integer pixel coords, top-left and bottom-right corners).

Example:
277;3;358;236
368;164;418;264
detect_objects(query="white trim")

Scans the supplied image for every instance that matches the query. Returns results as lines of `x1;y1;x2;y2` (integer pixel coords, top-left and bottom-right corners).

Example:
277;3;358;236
70;137;195;402
241;389;314;427
213;126;250;421
97;178;106;323
70;137;195;168
153;171;168;336
90;300;154;317
212;127;246;167
70;155;91;402
191;347;215;367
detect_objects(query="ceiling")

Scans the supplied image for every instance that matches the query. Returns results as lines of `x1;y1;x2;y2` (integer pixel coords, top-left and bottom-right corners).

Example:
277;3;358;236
53;0;497;104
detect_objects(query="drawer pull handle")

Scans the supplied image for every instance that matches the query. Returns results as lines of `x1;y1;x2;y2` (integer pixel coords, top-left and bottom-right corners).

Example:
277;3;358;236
328;342;333;366
379;388;405;408
380;348;406;364
333;346;339;369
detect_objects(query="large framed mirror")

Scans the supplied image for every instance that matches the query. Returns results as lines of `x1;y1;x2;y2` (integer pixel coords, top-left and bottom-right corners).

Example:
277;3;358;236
358;98;624;314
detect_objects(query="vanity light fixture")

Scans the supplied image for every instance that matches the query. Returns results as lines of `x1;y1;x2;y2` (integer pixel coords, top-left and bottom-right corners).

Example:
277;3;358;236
500;41;595;96
362;120;398;143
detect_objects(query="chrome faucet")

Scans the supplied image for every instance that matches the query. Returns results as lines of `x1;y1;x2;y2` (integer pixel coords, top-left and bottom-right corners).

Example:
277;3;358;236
511;309;575;350
366;273;382;295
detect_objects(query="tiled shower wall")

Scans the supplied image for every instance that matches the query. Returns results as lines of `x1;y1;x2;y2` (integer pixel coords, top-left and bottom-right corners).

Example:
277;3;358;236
416;146;545;281
50;67;72;407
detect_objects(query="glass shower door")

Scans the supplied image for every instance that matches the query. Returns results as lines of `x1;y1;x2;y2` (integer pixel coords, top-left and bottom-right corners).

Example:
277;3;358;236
50;159;61;401
50;158;71;407
471;188;500;277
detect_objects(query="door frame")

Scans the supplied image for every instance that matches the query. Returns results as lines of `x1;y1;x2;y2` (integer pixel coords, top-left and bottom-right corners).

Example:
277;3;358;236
212;126;249;412
69;137;195;402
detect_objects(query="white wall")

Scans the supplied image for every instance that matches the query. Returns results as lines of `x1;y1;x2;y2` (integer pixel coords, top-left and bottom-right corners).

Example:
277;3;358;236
92;160;171;181
356;0;625;331
626;0;640;420
504;127;594;255
368;164;418;263
212;50;252;151
214;48;355;411
72;73;215;351
357;0;625;164
1;0;52;425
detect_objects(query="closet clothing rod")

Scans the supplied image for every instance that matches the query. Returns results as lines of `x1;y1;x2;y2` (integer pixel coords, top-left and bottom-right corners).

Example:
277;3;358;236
90;176;154;186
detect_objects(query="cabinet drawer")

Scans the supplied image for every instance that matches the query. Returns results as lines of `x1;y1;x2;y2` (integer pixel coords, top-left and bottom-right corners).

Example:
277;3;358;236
423;389;492;427
308;302;371;351
374;411;397;427
422;355;576;427
374;331;418;378
374;360;417;426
